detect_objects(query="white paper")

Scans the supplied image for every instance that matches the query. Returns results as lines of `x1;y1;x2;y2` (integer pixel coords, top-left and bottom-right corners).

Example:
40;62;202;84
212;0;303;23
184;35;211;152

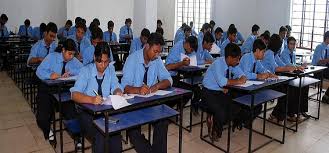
129;90;173;98
180;53;197;66
210;43;221;54
57;75;78;81
235;80;264;87
278;76;291;80
102;95;131;110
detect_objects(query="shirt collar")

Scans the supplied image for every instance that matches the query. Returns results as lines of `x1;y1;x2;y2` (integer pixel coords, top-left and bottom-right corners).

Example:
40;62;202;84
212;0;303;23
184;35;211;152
136;49;156;67
91;63;109;77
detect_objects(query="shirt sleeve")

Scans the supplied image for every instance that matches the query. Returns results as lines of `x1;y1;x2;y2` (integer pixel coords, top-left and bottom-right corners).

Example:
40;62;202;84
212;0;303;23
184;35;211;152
109;65;122;94
121;55;135;89
213;62;228;87
239;55;257;79
36;54;53;80
156;59;173;86
70;66;88;93
68;58;83;76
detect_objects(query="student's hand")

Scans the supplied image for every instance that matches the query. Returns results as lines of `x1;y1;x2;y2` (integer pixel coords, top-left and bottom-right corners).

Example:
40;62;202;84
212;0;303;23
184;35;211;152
77;53;83;61
61;72;71;78
223;88;229;94
288;66;296;72
297;66;304;71
139;84;150;95
50;73;60;80
92;95;103;105
268;73;278;79
238;76;247;84
150;84;159;93
181;57;190;66
257;73;269;80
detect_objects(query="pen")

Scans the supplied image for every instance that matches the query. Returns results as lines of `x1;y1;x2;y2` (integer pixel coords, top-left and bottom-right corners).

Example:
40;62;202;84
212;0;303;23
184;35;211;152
93;89;99;96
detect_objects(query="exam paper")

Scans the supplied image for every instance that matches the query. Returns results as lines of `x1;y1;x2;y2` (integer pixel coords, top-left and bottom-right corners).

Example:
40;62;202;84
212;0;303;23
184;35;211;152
102;95;131;110
180;53;197;66
57;75;78;81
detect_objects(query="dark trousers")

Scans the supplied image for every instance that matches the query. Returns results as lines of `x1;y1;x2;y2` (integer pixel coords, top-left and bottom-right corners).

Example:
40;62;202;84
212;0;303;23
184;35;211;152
270;85;287;121
127;120;169;153
287;85;309;115
78;110;122;153
36;83;77;139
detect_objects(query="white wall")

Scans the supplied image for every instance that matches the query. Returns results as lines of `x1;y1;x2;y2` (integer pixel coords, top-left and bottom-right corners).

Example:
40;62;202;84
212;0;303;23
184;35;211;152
157;0;176;40
0;0;67;33
67;0;134;36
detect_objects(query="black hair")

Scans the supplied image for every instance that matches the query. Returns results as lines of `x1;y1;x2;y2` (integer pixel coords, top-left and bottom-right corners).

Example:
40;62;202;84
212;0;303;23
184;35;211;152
66;20;73;26
0;14;8;21
227;26;237;35
263;30;271;36
45;22;58;33
215;27;223;34
181;23;187;29
185;36;198;51
24;19;30;26
201;23;211;32
287;36;296;44
157;19;162;25
253;39;266;52
93;18;100;26
75;17;82;24
252;24;260;33
89;21;98;31
268;34;282;54
76;22;87;32
91;27;103;40
40;23;46;32
107;20;114;28
63;38;77;51
147;32;165;46
94;42;111;62
225;43;241;58
285;25;292;32
184;26;192;33
156;27;164;36
324;31;329;41
141;28;151;38
209;20;216;26
229;24;235;29
125;18;132;24
202;32;215;44
279;26;288;33
260;32;270;41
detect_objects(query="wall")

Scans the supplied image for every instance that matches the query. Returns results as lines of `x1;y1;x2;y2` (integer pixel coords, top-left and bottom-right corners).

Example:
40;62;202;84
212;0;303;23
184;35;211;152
0;0;67;33
157;0;176;40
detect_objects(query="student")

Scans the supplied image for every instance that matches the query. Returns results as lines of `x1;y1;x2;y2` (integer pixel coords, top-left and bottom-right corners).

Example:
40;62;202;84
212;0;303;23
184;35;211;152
82;27;113;65
86;21;98;40
32;23;46;41
129;28;150;54
67;22;91;56
57;20;73;40
119;18;133;43
198;23;212;44
259;31;270;46
209;20;216;35
27;22;58;65
174;26;191;44
68;17;82;36
121;33;171;153
222;24;245;44
239;39;276;80
285;25;292;38
221;26;238;57
214;27;224;48
103;20;118;44
157;19;162;28
174;23;187;43
36;39;83;141
279;26;288;53
202;43;246;141
165;36;198;76
311;31;329;66
71;42;122;153
18;19;33;37
241;24;260;54
156;27;164;36
280;36;297;66
0;14;9;38
197;32;214;65
190;21;198;36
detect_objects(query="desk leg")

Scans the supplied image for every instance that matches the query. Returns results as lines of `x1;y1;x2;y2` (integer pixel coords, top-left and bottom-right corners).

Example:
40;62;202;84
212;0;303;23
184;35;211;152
318;71;324;119
179;97;183;153
296;77;302;132
58;86;64;153
104;112;109;153
282;85;288;143
248;94;255;153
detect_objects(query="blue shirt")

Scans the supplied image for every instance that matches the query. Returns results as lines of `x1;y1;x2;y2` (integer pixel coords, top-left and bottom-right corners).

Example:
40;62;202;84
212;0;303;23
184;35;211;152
85;28;91;40
67;34;91;52
68;26;76;36
311;42;329;65
18;25;33;37
239;53;268;79
121;49;173;89
198;31;204;44
36;52;83;80
119;25;133;42
222;31;244;43
221;38;231;57
261;49;285;73
202;57;245;91
81;45;114;66
215;39;223;48
241;34;257;54
0;25;9;38
129;37;144;54
103;31;118;43
174;29;184;44
57;27;70;39
28;39;57;65
280;48;296;66
165;40;197;76
197;42;214;65
70;63;122;97
32;27;43;40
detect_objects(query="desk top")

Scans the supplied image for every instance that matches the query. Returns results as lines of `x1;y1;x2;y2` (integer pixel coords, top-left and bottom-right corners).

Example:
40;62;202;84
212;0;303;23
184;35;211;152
176;66;208;73
227;78;293;93
278;65;327;77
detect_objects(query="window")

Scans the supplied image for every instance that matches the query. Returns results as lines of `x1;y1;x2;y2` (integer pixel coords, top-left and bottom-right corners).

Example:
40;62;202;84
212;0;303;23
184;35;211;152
175;0;211;32
291;0;329;51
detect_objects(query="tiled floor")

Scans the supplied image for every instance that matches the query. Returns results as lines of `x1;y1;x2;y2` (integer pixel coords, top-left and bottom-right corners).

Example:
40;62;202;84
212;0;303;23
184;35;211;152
1;71;329;153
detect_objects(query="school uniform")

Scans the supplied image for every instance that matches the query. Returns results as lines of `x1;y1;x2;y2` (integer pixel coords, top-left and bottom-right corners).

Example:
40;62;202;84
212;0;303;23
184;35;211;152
70;63;122;153
85;28;92;40
18;25;33;37
81;44;114;66
57;26;70;40
198;31;204;44
174;28;184;44
215;38;223;48
311;42;329;66
238;52;268;80
67;34;91;53
280;48;296;66
121;49;172;153
35;52;83;140
27;39;57;65
196;42;214;65
129;37;144;54
68;26;77;36
32;27;43;40
103;31;118;43
241;34;257;54
220;38;231;57
0;25;9;38
222;31;244;43
119;25;133;42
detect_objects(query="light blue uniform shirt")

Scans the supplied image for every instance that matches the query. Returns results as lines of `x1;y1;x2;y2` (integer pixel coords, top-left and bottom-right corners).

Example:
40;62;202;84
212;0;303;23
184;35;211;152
202;57;245;91
198;31;204;44
67;34;91;52
119;25;133;42
221;38;231;57
280;48;296;66
18;25;33;37
239;52;268;79
311;42;329;65
32;27;43;40
222;31;244;43
215;39;223;48
28;39;57;64
70;63;122;97
174;29;184;44
0;25;9;38
241;34;257;54
57;27;69;39
68;26;76;36
129;37;144;54
196;42;214;65
85;28;91;40
36;52;83;80
103;31;118;43
121;49;173;89
261;49;285;73
81;45;114;66
165;40;197;76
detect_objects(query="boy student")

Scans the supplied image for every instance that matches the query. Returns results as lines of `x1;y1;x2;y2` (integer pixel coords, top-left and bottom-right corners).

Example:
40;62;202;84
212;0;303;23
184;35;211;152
82;27;113;65
103;20;118;44
197;32;214;65
68;22;91;58
241;24;260;54
174;23;187;44
239;39;277;80
221;26;238;57
129;28;151;54
222;24;245;44
198;23;212;44
121;33;171;153
27;22;58;65
0;14;9;38
157;19;162;28
174;26;192;44
259;31;270;46
214;27;224;48
280;36;297;66
71;42;123;153
190;21;198;36
68;17;82;36
202;43;247;141
57;20;73;40
32;23;46;41
36;39;83;142
279;26;288;52
119;18;133;43
18;19;33;37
